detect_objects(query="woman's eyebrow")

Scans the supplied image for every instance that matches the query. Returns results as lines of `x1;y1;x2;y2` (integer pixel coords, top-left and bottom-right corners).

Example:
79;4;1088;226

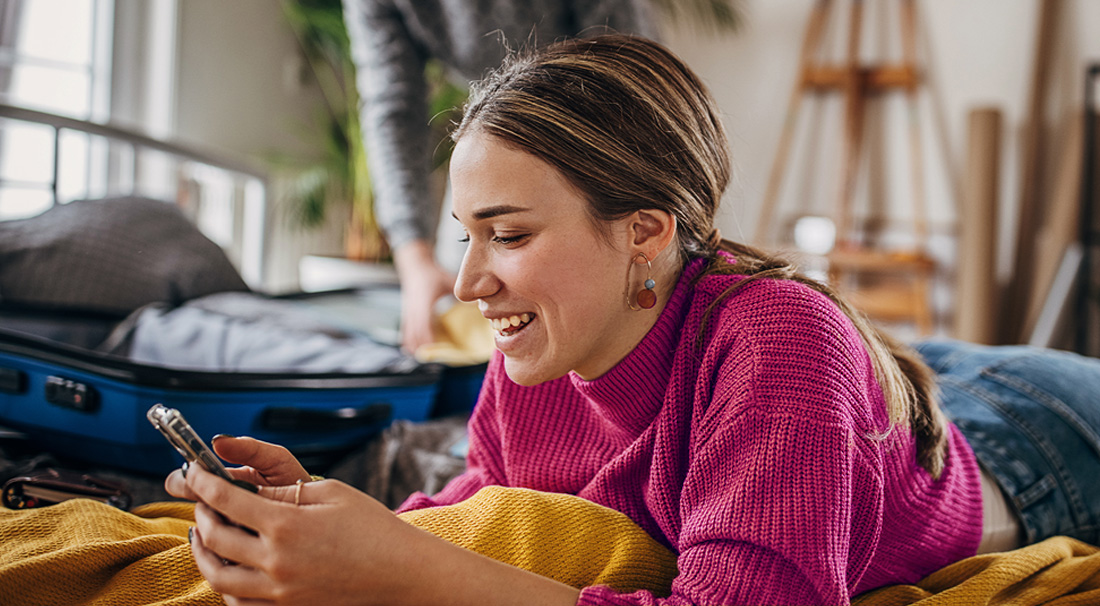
453;205;532;221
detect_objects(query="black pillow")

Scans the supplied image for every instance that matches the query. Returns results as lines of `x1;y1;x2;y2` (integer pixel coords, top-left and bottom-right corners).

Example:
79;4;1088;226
0;196;249;315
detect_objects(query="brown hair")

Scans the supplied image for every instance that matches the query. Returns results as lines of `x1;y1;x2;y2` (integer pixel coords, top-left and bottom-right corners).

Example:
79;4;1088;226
453;34;948;477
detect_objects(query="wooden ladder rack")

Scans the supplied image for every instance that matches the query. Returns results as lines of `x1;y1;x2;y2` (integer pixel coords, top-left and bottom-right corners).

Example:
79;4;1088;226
754;0;936;334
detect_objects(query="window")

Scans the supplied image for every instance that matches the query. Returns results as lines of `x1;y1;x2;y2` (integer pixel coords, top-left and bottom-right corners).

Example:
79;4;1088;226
0;0;113;219
0;2;269;286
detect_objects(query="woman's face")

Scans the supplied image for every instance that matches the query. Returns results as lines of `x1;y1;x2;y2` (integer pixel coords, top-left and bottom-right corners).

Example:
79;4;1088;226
451;131;640;386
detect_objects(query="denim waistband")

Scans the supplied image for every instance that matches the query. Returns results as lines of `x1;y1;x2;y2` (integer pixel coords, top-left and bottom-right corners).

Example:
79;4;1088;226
914;340;1100;545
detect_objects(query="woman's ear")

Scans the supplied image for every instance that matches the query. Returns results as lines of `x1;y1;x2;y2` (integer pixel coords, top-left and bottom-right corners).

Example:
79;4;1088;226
629;209;677;259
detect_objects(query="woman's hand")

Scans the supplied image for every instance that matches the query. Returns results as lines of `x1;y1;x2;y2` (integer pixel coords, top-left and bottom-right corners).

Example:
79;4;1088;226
183;464;423;606
165;436;311;501
183;464;581;606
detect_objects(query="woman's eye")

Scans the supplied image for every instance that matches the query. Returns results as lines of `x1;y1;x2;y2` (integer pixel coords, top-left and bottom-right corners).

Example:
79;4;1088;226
458;234;470;243
492;234;529;245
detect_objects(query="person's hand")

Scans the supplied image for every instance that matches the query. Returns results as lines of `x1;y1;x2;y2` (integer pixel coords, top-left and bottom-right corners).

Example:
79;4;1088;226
184;464;425;606
393;239;456;353
165;436;311;501
185;463;582;606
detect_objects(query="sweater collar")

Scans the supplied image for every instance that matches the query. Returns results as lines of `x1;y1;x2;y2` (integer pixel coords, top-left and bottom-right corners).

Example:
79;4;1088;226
568;256;708;436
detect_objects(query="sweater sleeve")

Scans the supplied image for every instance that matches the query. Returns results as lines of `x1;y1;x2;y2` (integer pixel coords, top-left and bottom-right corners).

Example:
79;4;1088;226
343;0;438;250
397;352;509;512
580;283;885;605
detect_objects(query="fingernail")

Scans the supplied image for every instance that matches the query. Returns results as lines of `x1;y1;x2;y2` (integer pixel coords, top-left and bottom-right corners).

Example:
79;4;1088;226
180;461;189;478
211;434;235;441
188;527;194;544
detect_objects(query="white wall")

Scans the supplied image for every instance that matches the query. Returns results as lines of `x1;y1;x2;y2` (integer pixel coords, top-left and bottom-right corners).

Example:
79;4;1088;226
664;0;1100;279
172;0;345;292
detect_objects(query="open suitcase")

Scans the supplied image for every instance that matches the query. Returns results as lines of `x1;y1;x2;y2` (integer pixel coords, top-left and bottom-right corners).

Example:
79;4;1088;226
0;197;485;477
0;297;484;477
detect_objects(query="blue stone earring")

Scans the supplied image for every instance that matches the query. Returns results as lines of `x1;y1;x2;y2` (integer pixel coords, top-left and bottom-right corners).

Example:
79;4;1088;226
628;252;657;310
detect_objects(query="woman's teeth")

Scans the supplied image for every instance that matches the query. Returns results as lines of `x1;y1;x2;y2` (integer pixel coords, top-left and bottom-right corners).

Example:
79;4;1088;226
490;314;533;334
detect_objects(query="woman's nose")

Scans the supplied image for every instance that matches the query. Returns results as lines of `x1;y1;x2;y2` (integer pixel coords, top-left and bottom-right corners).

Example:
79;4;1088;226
454;247;500;303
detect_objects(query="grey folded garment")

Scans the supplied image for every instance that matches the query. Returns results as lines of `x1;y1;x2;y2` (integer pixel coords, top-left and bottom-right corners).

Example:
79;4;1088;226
101;291;412;374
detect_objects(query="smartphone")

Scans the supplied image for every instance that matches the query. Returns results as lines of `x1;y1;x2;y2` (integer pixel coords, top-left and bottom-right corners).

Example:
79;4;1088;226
147;403;257;493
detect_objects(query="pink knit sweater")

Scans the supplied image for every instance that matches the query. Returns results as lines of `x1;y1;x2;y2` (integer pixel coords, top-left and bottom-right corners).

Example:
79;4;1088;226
400;257;983;605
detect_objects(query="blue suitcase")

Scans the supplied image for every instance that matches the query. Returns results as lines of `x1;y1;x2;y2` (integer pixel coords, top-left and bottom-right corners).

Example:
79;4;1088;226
0;297;485;476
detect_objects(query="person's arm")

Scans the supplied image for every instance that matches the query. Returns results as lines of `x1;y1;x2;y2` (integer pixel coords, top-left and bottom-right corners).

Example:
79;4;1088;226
344;0;436;251
392;239;455;352
344;0;453;352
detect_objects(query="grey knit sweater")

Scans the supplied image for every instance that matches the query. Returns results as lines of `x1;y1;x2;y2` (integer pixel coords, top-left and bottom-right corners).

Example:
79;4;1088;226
342;0;656;250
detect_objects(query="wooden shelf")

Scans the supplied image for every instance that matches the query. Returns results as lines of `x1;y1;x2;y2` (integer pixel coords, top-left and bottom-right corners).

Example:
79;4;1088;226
825;248;934;273
823;247;934;334
801;64;919;91
842;283;928;322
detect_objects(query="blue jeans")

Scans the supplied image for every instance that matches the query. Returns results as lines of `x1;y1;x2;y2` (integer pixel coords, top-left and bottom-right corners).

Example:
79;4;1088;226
915;340;1100;545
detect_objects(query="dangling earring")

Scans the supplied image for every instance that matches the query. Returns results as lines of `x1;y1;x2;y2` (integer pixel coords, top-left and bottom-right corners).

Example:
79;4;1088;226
627;252;657;311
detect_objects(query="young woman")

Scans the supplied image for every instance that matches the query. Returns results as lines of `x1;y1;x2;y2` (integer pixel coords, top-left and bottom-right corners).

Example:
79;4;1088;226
166;34;1100;605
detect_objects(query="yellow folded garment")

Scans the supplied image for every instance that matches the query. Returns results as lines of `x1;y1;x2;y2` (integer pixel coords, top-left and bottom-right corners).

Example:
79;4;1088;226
853;536;1100;606
399;485;680;594
0;500;218;606
0;487;677;605
4;488;1099;605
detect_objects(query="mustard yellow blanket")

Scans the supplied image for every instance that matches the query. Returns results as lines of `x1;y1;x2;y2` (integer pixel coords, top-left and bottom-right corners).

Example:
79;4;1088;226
1;486;1098;605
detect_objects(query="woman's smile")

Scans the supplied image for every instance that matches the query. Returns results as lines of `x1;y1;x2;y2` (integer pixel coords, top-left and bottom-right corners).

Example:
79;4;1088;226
487;313;534;335
487;311;537;350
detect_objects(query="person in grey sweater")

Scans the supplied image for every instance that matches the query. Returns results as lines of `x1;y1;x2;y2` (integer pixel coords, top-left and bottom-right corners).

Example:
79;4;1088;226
342;0;656;352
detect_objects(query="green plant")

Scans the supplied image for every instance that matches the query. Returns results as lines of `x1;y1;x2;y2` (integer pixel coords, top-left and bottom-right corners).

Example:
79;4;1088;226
280;0;468;260
280;0;380;259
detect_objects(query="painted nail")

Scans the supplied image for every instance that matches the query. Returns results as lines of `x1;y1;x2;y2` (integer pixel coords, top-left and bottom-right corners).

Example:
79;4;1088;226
180;461;189;478
188;527;194;544
211;434;235;441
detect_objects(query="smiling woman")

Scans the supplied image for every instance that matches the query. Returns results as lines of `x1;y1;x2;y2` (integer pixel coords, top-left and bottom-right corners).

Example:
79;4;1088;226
407;34;980;605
